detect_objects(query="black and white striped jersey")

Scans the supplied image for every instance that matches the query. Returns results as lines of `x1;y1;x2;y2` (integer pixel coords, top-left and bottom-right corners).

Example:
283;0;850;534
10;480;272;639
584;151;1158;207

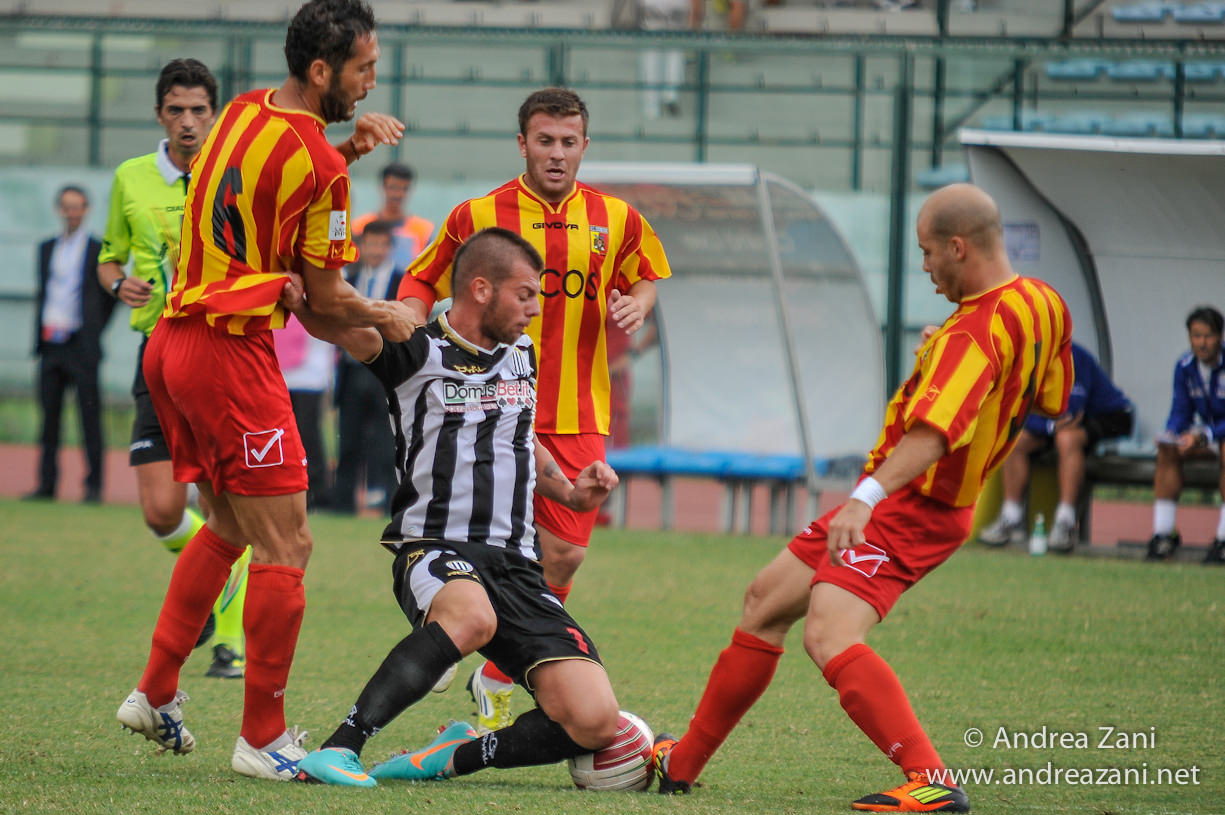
366;313;540;561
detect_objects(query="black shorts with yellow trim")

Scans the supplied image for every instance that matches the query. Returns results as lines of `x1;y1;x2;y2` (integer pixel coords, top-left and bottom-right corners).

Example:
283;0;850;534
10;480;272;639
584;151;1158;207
388;539;602;687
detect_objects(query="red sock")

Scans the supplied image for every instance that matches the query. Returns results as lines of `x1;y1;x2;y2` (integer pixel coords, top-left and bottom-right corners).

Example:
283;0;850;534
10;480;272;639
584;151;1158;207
240;564;306;749
139;526;243;706
547;580;572;605
481;660;515;686
823;643;944;775
669;628;783;784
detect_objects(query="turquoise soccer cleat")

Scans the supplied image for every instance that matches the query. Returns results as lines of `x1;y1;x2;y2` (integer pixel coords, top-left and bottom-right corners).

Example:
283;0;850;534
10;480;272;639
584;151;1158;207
368;720;478;781
295;746;377;787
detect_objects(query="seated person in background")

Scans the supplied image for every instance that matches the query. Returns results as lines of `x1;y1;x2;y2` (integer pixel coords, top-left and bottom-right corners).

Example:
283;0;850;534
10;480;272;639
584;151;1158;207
979;341;1133;552
1147;305;1225;564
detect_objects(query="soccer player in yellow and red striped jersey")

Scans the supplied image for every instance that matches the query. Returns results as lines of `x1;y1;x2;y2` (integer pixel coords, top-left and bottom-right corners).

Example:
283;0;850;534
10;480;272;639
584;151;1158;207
398;87;671;730
653;184;1073;813
116;0;416;782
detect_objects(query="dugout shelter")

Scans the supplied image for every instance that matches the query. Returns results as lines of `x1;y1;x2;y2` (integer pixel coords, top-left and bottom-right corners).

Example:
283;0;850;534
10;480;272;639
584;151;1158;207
578;162;884;531
959;130;1225;449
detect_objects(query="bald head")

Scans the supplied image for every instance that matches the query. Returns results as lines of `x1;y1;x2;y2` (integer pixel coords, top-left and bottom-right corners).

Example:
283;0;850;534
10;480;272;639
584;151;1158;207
918;183;1003;254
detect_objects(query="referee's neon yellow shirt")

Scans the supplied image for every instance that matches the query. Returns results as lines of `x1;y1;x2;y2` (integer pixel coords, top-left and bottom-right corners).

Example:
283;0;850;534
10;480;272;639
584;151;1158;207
98;139;189;336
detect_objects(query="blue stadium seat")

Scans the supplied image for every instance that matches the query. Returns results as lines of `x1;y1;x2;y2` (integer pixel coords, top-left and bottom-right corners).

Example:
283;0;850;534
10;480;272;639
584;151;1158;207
1045;59;1111;81
1180;112;1225;138
1182;62;1223;82
1171;2;1225;23
1111;2;1176;22
916;164;970;189
1049;112;1111;135
1106;61;1175;81
979;111;1056;132
1101;112;1175;137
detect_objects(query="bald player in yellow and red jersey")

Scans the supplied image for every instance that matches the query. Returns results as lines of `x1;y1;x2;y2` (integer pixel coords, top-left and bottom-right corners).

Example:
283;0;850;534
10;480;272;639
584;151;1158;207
117;0;417;782
652;183;1072;814
399;86;670;730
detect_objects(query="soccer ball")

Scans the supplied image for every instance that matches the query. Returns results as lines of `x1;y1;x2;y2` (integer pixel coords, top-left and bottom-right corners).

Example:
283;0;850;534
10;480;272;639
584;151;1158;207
567;710;655;791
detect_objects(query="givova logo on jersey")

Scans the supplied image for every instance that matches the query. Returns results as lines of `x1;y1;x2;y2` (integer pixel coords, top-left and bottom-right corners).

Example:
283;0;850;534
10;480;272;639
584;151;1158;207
442;378;536;413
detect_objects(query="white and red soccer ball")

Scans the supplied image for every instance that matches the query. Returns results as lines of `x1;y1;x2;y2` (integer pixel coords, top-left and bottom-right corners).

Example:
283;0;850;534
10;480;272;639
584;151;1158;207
567;710;655;791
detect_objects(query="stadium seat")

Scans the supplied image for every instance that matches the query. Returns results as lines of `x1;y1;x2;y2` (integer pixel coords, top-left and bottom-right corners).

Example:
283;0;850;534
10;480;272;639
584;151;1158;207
1111;2;1177;23
1100;112;1175;137
1180;111;1225;137
1106;61;1175;81
1044;59;1111;81
980;111;1056;132
1182;62;1223;82
916;163;970;189
1171;2;1225;23
1048;111;1110;135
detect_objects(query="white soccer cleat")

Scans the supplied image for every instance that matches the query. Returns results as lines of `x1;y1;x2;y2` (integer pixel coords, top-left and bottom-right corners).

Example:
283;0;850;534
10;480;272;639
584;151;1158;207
231;726;309;781
1048;519;1077;552
978;515;1025;547
117;688;195;755
431;662;458;694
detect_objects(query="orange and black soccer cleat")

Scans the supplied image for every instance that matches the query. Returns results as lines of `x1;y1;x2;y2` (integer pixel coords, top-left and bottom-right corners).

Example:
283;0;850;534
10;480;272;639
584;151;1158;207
652;733;692;795
852;771;969;812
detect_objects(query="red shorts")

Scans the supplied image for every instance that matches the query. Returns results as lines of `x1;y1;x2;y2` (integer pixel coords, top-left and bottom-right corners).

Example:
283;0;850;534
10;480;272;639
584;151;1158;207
788;486;975;620
533;432;606;547
143;316;308;497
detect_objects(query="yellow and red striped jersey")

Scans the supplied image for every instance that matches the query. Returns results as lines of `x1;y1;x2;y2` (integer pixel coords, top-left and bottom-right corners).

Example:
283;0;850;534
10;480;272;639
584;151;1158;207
866;275;1073;507
165;89;358;335
399;176;671;435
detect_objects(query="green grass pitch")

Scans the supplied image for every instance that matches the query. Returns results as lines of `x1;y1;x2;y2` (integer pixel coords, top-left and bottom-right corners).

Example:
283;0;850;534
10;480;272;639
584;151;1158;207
0;498;1219;814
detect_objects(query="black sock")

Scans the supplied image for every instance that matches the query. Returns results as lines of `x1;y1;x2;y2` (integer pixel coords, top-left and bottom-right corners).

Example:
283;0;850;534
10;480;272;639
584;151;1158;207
321;621;461;756
451;707;587;776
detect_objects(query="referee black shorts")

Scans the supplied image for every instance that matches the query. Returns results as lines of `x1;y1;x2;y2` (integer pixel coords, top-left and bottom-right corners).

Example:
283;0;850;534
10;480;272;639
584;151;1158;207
128;337;171;467
389;540;602;688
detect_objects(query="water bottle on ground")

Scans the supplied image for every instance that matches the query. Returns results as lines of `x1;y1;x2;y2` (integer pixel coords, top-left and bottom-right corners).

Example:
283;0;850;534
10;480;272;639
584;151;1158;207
1029;512;1048;556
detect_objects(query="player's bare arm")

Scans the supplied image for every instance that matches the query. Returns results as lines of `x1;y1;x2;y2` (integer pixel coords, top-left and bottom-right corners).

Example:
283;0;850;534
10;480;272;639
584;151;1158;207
280;273;382;361
400;296;431;326
826;422;949;565
98;259;153;308
608;279;657;334
532;439;619;512
301;261;419;341
336;111;405;165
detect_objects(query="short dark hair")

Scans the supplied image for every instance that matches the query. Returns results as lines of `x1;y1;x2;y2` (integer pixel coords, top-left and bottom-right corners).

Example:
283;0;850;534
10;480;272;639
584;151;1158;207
518;87;589;136
359;219;395;240
381;162;415;184
284;0;376;82
156;58;218;112
452;227;543;298
56;185;88;207
1187;305;1224;336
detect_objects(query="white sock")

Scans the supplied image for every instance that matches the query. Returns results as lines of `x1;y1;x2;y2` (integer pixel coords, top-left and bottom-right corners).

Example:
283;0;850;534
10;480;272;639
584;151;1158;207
1152;499;1177;536
1216;506;1225;540
478;662;514;691
1054;503;1076;527
1000;500;1024;525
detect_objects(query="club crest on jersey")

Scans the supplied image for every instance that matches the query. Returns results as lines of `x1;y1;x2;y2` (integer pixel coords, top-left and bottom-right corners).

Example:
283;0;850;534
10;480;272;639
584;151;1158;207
507;348;532;379
590;225;608;255
841;541;890;578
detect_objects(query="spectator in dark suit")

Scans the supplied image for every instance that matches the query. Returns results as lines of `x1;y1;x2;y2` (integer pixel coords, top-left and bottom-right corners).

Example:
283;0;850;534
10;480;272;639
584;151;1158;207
330;220;402;514
30;185;116;502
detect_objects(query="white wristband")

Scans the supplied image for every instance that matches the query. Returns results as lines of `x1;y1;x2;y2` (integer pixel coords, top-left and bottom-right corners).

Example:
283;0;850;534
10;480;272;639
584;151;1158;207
849;476;887;510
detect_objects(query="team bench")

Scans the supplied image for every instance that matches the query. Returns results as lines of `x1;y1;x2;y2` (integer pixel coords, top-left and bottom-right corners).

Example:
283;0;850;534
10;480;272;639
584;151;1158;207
1076;453;1220;544
604;446;863;535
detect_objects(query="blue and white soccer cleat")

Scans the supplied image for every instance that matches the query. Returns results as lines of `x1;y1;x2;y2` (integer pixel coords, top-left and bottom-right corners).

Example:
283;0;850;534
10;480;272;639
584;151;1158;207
231;726;309;781
295;746;377;787
117;688;195;755
368;720;478;781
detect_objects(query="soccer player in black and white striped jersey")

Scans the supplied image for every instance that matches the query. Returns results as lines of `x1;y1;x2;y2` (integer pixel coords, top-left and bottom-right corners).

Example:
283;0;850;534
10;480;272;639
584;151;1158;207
284;227;624;787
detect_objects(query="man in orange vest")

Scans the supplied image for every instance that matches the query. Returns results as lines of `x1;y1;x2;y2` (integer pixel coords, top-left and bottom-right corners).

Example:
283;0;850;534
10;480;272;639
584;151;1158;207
352;162;434;271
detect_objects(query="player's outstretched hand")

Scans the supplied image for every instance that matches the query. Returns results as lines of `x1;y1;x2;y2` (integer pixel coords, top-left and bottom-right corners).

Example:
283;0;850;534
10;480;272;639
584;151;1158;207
825;500;871;566
378;299;420;343
350;112;406;157
568;461;620;513
608;289;646;334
